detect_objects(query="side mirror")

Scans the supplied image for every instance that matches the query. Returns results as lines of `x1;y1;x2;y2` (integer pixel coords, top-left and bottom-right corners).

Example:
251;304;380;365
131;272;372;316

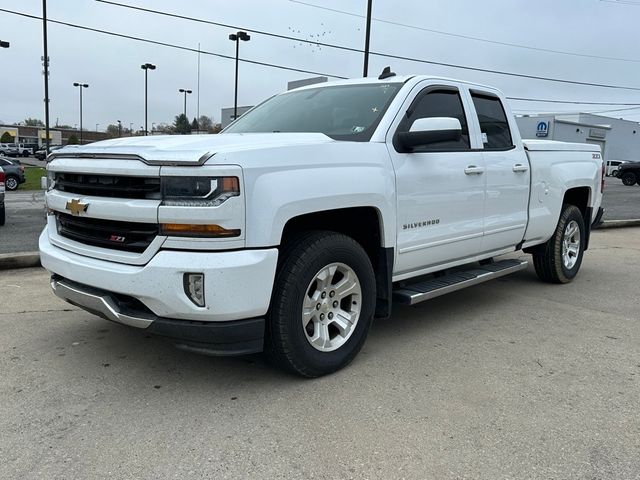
398;117;462;151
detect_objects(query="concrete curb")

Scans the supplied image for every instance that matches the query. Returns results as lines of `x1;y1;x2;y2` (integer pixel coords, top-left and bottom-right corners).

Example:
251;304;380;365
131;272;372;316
0;252;41;270
595;219;640;229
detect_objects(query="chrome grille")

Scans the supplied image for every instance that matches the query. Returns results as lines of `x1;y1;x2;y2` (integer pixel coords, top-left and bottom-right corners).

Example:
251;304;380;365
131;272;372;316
54;173;160;199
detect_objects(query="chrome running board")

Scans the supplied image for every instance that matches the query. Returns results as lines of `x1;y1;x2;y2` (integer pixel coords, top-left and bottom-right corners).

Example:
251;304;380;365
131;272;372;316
393;259;528;306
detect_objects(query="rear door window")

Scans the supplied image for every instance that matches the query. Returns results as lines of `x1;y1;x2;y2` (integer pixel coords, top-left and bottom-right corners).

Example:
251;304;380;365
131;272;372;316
471;93;514;150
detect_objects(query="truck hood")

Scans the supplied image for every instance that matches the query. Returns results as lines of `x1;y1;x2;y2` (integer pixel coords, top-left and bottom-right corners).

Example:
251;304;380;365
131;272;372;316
52;133;335;165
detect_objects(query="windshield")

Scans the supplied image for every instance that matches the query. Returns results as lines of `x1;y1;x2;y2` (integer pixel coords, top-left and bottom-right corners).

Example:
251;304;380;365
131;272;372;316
223;83;403;141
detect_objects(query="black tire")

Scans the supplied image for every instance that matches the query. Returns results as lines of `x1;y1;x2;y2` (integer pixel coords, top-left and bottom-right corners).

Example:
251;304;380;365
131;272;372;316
265;231;376;377
22;151;29;157
532;204;585;284
621;172;637;186
5;175;19;191
611;171;619;178
0;204;5;226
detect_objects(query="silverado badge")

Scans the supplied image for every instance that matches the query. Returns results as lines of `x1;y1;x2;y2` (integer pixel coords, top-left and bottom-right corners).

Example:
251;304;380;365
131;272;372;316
65;199;89;216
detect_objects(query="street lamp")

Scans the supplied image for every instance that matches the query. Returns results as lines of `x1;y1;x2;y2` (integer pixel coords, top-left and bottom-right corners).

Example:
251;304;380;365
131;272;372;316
95;123;99;132
228;31;250;121
117;120;122;137
73;82;89;144
140;63;156;136
0;40;9;48
178;88;192;117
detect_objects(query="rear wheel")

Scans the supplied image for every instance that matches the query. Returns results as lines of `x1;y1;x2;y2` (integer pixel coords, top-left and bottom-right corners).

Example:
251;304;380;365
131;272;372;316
621;172;637;186
532;204;585;284
265;231;376;377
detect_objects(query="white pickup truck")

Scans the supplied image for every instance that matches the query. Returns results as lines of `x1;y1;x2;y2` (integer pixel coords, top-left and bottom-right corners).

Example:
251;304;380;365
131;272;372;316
40;71;605;377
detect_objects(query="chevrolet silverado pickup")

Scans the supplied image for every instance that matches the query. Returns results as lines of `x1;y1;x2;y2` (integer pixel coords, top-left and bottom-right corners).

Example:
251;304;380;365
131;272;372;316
40;71;605;377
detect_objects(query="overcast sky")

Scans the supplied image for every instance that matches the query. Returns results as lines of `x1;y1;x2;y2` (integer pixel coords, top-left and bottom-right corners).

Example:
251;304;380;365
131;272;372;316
1;0;640;131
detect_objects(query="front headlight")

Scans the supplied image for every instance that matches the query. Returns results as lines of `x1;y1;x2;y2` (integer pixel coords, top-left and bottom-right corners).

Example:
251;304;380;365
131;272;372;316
161;176;240;207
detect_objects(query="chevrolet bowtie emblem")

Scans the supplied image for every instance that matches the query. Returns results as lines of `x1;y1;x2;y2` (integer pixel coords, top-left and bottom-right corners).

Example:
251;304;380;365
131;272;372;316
65;198;89;216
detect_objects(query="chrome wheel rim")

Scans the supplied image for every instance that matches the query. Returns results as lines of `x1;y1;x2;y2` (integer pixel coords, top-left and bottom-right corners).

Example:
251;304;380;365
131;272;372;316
302;262;362;352
562;220;581;270
6;177;17;190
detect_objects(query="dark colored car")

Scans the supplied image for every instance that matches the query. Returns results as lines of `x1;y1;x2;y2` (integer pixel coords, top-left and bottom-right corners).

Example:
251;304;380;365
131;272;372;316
0;157;26;191
618;161;640;186
34;144;63;160
0;166;5;226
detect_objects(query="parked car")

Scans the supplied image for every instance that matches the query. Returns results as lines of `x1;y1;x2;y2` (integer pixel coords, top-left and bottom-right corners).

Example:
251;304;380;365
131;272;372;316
17;143;38;157
618;161;640;186
42;73;604;377
34;145;63;161
0;157;26;190
606;160;628;177
0;143;19;157
0;166;5;226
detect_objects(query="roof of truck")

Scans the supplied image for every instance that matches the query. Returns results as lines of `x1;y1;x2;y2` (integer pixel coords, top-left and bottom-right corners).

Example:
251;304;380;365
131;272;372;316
289;73;499;94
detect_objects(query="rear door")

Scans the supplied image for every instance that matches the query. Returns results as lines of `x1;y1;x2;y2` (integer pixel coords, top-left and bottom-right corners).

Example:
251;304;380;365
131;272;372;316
468;91;529;251
387;82;486;277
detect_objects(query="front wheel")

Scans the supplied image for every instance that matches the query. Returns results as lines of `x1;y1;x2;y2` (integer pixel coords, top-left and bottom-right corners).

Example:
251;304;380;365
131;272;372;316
532;204;585;284
621;172;637;186
265;231;376;377
5;176;19;191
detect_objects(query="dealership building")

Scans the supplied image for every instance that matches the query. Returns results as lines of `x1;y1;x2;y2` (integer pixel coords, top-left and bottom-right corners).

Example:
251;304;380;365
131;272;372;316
516;113;640;162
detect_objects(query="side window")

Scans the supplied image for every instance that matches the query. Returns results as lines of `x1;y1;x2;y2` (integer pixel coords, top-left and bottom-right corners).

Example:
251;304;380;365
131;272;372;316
471;93;514;150
398;89;470;151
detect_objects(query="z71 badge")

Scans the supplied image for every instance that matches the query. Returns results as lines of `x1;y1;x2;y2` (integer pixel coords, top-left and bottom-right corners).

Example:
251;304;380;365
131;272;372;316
403;219;440;230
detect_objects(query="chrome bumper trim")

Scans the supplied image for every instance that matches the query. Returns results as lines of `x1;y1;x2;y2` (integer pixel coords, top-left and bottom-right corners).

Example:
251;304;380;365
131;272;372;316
51;277;153;329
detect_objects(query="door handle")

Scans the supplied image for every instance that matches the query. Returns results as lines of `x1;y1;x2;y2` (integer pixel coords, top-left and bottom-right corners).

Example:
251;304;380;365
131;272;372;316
464;165;485;175
513;164;529;173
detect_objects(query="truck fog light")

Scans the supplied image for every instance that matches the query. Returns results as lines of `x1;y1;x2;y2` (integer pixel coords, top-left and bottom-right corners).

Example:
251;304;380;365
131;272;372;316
184;273;205;307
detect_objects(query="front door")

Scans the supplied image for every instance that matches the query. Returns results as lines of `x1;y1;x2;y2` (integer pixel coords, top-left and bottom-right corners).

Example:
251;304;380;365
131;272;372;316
388;84;486;278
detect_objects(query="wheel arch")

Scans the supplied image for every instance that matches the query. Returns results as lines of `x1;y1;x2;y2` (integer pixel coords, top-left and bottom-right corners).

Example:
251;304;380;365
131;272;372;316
563;186;593;251
280;207;394;319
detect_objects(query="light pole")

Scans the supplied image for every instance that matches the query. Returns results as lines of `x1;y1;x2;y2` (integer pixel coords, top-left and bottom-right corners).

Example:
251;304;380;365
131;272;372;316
117;120;122;137
42;0;51;153
228;31;250;121
95;123;99;132
73;82;89;144
140;63;156;136
0;40;9;48
178;88;192;117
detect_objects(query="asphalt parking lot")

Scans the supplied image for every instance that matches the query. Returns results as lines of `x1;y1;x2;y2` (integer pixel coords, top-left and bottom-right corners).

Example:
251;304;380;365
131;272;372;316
1;227;639;479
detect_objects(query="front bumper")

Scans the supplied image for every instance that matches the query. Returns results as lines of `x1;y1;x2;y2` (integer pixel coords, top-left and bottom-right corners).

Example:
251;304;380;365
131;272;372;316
50;276;265;355
39;229;278;322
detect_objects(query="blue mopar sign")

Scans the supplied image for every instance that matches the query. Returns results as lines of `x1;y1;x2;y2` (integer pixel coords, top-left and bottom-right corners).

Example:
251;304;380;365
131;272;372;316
536;121;549;137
